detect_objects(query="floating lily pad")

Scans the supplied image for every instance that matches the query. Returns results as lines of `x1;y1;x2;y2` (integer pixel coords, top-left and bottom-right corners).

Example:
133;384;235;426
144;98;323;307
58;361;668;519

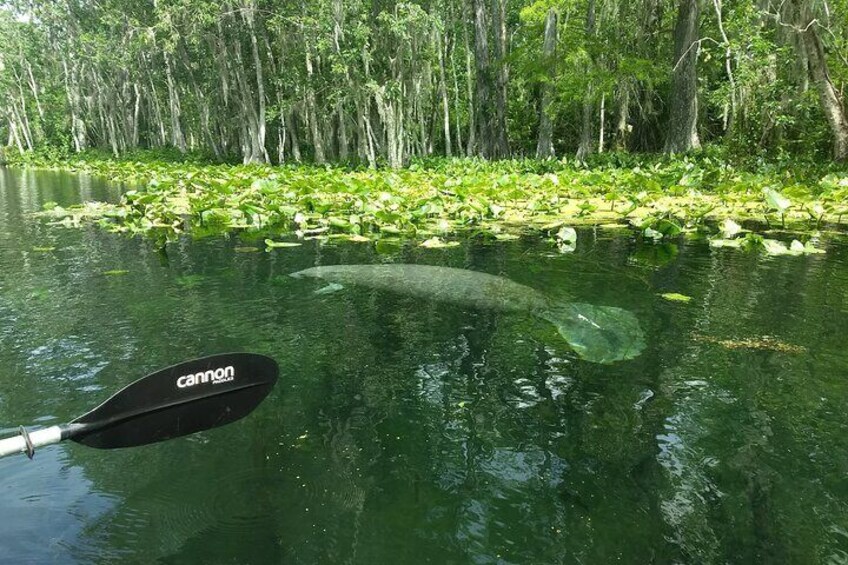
556;226;577;244
643;227;664;240
660;292;692;303
721;218;742;238
420;237;460;249
264;239;302;251
709;238;743;249
761;238;826;256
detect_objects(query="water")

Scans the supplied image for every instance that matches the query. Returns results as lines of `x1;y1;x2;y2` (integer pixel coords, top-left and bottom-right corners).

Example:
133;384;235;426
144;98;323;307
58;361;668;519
1;168;848;563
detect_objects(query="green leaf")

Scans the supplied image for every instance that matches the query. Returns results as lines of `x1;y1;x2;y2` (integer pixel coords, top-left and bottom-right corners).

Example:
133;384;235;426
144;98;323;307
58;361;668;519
660;292;692;303
555;226;577;244
264;239;302;249
643;227;663;240
721;219;742;238
420;237;460;248
709;238;742;249
764;188;791;212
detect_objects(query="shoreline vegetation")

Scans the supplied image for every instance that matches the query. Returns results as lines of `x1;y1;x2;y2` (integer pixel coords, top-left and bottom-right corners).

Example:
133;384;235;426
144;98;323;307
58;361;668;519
2;0;847;255
7;149;848;254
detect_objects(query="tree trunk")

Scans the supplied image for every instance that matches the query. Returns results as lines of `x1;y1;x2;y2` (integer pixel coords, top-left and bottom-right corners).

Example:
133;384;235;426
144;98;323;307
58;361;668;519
536;8;558;159
289;110;302;162
491;0;509;157
598;92;606;152
451;36;464;156
473;0;493;158
615;82;631;150
243;3;270;163
713;0;736;135
163;51;186;153
304;41;325;164
62;56;86;152
796;3;848;161
664;0;701;154
437;27;452;157
7;109;25;153
337;102;349;162
576;0;596;160
278;113;287;164
464;15;476;156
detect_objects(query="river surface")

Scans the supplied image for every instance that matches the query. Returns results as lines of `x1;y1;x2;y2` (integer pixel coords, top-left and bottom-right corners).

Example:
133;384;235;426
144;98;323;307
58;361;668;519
1;168;848;563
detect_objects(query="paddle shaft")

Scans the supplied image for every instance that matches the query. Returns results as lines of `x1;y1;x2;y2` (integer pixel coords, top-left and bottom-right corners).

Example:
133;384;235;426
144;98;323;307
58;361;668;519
0;423;96;458
0;426;64;459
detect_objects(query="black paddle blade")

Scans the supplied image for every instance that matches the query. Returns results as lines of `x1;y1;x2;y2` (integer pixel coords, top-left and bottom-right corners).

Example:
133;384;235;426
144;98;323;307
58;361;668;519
69;353;278;449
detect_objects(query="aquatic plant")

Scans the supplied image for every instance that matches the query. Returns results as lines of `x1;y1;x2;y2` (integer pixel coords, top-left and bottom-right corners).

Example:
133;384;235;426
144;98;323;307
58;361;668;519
19;151;848;252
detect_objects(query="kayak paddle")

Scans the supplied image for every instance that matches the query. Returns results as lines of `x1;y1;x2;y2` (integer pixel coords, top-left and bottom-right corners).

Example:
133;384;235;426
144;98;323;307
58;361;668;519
0;352;278;460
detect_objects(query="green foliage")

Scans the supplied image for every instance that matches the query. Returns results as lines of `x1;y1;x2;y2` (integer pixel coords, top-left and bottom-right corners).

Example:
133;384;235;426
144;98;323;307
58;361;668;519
27;151;848;251
1;0;846;163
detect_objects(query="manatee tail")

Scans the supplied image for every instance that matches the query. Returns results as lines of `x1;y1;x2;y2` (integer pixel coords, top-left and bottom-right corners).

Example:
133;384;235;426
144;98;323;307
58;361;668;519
540;302;646;364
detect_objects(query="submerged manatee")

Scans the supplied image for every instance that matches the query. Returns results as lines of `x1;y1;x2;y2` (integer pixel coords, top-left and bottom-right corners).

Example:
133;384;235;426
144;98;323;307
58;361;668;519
290;264;645;364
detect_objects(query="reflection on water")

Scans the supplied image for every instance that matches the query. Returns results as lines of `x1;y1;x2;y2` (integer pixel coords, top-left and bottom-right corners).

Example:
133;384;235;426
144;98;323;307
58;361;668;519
1;168;848;562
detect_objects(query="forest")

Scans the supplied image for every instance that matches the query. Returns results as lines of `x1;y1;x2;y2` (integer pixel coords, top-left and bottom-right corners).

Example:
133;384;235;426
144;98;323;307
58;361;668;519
1;0;847;167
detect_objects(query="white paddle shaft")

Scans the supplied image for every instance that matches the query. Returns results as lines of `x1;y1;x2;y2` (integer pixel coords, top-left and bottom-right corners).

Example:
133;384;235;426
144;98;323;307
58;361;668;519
0;426;63;458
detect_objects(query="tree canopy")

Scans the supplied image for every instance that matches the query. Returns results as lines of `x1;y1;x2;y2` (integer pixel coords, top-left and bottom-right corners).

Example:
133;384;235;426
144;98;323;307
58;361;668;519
1;0;846;166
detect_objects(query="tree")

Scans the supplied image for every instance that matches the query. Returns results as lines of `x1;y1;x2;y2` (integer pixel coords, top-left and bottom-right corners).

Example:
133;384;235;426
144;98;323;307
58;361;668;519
790;0;848;161
664;0;701;153
0;0;846;163
535;7;557;158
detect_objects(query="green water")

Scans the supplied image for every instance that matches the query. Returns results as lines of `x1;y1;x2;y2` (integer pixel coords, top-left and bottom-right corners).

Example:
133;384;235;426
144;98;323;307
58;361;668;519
1;168;848;563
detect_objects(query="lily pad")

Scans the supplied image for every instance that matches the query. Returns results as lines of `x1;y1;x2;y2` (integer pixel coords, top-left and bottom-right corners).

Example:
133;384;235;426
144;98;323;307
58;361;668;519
721;218;742;238
660;292;692;303
555;226;577;245
764;188;792;212
709;238;742;249
420;237;460;249
761;238;826;256
264;239;302;250
643;227;664;240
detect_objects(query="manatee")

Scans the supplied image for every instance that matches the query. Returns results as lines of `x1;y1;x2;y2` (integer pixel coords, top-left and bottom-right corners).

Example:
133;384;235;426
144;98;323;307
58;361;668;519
290;264;645;364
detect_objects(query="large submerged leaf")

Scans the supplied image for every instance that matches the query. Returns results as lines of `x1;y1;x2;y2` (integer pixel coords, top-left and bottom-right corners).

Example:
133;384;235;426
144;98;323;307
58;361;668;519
542;303;646;364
